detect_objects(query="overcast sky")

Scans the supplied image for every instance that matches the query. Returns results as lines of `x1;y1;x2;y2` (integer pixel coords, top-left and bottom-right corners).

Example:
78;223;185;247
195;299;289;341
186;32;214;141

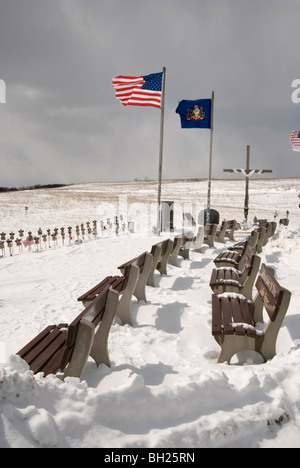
1;0;300;187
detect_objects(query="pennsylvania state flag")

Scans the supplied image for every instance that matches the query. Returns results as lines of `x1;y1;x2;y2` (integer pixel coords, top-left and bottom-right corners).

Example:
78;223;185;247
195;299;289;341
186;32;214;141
176;99;211;129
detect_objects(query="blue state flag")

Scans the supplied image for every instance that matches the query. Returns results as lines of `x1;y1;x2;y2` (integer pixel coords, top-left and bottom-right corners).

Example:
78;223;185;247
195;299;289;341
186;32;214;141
176;99;211;128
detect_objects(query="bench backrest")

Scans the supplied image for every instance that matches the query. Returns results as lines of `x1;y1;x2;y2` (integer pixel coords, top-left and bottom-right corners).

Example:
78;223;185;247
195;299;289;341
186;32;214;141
118;251;147;273
243;246;256;274
255;264;284;321
60;286;111;368
151;239;170;255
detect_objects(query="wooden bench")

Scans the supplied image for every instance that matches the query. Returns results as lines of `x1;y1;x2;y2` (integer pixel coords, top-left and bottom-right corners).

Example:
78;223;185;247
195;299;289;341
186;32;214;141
262;222;273;247
253;226;266;253
118;251;153;303
147;238;173;287
213;241;250;270
279;218;289;226
77;264;139;325
177;227;204;259
228;230;259;252
211;264;291;364
17;286;119;379
203;223;218;248
215;221;229;243
224;220;237;241
210;247;261;301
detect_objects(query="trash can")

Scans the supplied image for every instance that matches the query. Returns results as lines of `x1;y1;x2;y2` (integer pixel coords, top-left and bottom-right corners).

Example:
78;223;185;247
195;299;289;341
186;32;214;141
198;209;219;225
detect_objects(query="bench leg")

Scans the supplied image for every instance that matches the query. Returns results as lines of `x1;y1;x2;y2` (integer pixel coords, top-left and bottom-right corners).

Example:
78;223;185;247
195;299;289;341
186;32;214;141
116;264;139;325
178;246;190;260
63;319;95;379
214;334;266;364
157;240;174;275
147;245;162;287
134;253;152;302
90;289;119;367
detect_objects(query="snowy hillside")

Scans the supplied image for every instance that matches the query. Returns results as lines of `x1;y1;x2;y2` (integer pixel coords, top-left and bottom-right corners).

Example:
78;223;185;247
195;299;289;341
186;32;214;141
0;178;300;449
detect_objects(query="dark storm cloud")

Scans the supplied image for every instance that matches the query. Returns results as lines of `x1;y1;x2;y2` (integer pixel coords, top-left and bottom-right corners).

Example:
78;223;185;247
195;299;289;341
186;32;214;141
0;0;300;187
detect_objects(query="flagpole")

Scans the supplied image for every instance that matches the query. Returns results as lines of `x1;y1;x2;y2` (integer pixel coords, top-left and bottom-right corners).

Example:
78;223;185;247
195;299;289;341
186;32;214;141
157;66;166;236
206;90;214;224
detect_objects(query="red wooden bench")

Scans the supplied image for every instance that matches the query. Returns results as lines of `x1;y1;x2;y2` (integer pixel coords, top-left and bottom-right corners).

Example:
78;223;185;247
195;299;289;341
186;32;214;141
211;264;291;364
77;264;139;325
17;286;119;379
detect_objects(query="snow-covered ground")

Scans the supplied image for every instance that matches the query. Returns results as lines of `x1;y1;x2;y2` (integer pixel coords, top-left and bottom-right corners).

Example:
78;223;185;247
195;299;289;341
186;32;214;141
0;178;300;448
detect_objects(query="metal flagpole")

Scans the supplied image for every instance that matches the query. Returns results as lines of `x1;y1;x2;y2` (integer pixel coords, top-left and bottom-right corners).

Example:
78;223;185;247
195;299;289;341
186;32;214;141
206;91;214;224
156;66;166;236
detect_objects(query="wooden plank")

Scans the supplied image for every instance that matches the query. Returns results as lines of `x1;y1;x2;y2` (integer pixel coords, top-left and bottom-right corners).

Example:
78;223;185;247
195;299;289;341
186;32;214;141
231;299;246;335
29;330;68;374
17;325;57;358
221;297;234;334
41;346;67;376
210;269;218;286
77;276;113;302
211;295;223;335
21;326;65;364
240;298;254;325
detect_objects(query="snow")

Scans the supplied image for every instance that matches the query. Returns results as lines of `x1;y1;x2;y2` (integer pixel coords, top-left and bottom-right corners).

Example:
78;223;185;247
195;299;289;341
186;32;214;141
0;178;300;448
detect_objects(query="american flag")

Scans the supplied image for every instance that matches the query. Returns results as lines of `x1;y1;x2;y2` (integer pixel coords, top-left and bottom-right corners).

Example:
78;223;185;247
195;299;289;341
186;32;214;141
112;73;162;108
290;131;300;152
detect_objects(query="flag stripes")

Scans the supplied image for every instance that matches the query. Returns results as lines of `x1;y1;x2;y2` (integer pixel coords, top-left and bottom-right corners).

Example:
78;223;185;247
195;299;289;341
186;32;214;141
290;131;300;152
112;73;162;108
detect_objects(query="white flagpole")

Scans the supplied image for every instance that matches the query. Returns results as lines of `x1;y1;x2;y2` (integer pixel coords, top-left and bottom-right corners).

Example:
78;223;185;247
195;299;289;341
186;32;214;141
156;66;166;236
206;90;214;224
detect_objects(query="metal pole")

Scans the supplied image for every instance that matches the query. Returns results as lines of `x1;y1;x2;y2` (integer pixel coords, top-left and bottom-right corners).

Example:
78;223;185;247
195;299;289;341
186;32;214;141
156;66;166;236
206;91;214;224
244;145;250;222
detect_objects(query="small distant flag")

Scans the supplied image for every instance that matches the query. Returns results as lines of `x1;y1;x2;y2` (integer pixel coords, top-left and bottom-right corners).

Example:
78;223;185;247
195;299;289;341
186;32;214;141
112;72;163;108
290;131;300;152
0;79;6;103
176;99;211;128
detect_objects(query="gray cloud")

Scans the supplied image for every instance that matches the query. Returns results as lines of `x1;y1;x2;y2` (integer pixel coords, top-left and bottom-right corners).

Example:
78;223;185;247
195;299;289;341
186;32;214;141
0;0;300;187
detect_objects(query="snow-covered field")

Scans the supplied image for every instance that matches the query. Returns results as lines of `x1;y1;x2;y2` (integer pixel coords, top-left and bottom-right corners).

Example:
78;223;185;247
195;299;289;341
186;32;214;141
0;178;300;449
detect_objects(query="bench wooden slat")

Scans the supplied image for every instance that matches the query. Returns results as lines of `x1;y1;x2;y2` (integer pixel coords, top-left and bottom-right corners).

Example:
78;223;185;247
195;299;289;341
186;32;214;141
221;297;235;335
17;325;58;358
42;346;67;376
211;294;223;335
18;324;68;365
118;252;147;271
29;329;68;374
77;276;113;302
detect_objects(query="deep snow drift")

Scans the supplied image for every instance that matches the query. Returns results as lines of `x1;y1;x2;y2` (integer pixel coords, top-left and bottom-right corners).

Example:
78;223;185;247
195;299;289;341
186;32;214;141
0;178;300;448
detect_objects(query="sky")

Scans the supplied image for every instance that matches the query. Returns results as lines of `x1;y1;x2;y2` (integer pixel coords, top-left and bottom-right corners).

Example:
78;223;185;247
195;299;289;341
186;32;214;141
0;0;300;187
